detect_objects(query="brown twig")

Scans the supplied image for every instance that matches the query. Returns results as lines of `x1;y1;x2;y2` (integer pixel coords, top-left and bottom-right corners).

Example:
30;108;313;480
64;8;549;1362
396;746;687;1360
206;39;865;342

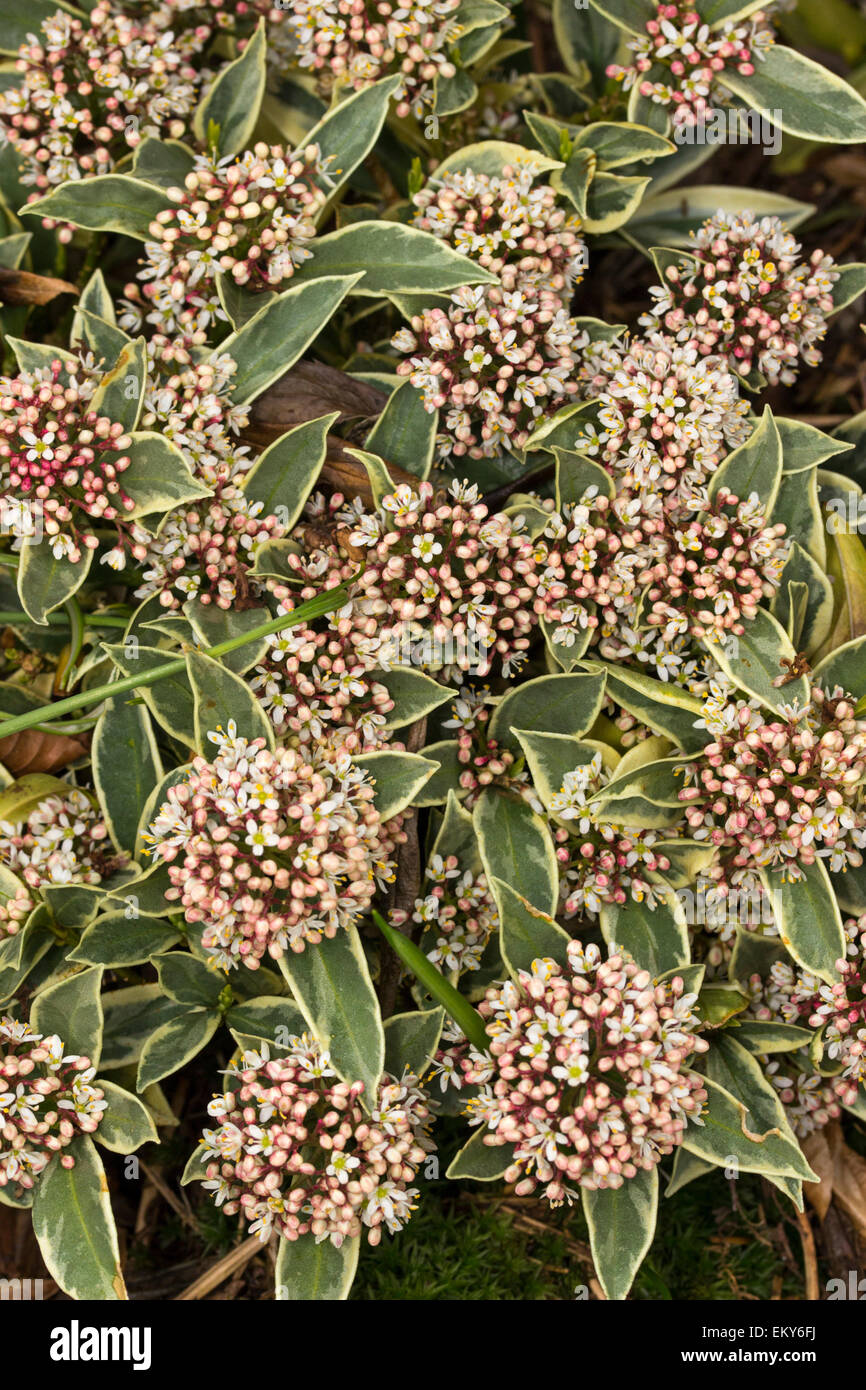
139;1160;200;1235
795;1209;820;1301
175;1235;269;1301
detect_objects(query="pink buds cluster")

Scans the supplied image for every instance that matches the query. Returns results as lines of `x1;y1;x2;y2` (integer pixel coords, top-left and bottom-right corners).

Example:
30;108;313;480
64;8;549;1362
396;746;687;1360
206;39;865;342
0;789;119;890
462;944;708;1199
0;359;142;564
753;913;866;1106
0;3;205;203
406;852;499;975
454;726;534;806
145;722;405;969
548;752;674;917
140;492;286;608
250;611;397;751
130;144;328;339
338;479;541;677
606;3;777;126
275;0;462;119
679;685;866;878
641;213;839;386
394;284;582;461
0;882;35;943
536;486;788;680
200;1036;433;1246
412;166;588;295
0;1016;106;1195
575;331;750;504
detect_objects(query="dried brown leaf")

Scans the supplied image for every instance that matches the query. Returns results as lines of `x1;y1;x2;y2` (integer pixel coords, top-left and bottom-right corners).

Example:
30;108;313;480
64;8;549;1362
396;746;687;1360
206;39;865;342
802;1128;834;1222
0;266;78;306
0;727;91;776
826;1121;866;1242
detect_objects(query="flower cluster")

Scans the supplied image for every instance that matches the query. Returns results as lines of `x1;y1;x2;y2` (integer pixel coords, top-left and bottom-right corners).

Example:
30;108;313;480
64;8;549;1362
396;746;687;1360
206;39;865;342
144;722;405;969
130;345;291;607
0;1016;106;1195
408;852;498;974
393;285;583;461
680;685;866;880
200;1036;433;1246
123;144;329;340
0;881;35;943
0;3;205;205
412;166;587;295
606;2;777;127
250;607;397;750
641;213;839;386
0;357;147;565
536;485;788;682
394;165;586;461
762;1056;843;1137
575;331;750;504
335;479;541;677
548;752;675;917
750;913;866;1105
0;789;120;890
274;0;462;118
462;945;708;1199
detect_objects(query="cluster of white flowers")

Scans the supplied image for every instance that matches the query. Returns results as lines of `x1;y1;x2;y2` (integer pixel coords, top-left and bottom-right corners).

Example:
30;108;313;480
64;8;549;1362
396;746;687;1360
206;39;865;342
410;852;499;974
0;1016;106;1195
0;789;117;889
200;1036;434;1246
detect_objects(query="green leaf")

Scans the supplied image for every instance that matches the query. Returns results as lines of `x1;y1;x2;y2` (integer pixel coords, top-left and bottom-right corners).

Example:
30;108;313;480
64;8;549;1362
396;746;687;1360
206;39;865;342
130;136;196;189
707;608;809;712
136;1008;219;1091
353;749;437;820
70;912;180;968
17;538;92;625
187;648;275;753
732;1020;814;1054
697;983;749;1028
365;378;436;479
771;542;834;657
275;1233;360;1301
627;185;813;248
240;412;337;524
297;222;497;296
759;860;845;984
217;275;363;404
489;671;607;749
494;877;571;976
375;668;452;729
371;909;488;1050
118;431;212;519
599;893;689;976
193;18;267;157
552;0;621;86
343;446;395;507
718;44;866;142
23;175;171;238
90;337;147;432
32;966;103;1065
583;661;707;753
513;731;600;810
665;1146;714;1197
589;755;691;829
99;984;187;1070
771;467;826;569
156;953;225;1008
583;1167;658;1301
383;1006;445;1077
554;447;615;507
0;773;74;825
587;0;655;36
103;642;196;746
32;1136;126;1300
279;927;384;1111
813;634;866;700
433;139;563;181
778;416;853;475
95;1080;159;1154
682;1075;818;1180
707;405;782;511
303;74;402;203
93;694;163;854
446;1129;515;1180
73;308;131;367
475;789;558;916
225;996;306;1046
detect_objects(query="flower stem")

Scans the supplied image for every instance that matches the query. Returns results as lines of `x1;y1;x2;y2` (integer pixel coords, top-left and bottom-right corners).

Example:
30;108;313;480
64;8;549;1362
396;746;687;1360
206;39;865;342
0;583;352;740
370;910;489;1052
